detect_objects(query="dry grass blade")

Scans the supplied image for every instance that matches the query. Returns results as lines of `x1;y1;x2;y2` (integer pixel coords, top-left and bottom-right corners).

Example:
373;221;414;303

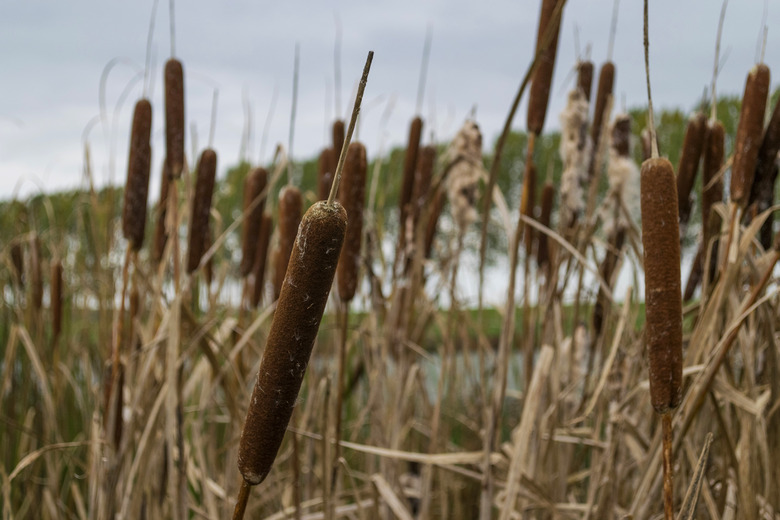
6;441;91;483
371;474;414;520
677;433;714;520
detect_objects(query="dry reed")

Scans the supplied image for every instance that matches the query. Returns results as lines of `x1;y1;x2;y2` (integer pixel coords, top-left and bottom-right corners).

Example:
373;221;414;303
121;99;153;251
186;149;217;274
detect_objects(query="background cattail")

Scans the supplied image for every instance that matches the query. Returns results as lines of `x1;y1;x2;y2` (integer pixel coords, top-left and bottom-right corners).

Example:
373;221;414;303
527;0;564;135
521;160;537;256
186;149;217;274
445;120;484;231
559;89;591;227
398;116;424;254
588;61;615;180
536;182;555;271
51;259;63;342
250;212;273;308
676;112;708;227
165;58;185;178
30;235;42;310
424;187;446;259
731;64;770;208
411;145;436;231
602;113;639;238
748;96;780;249
153;159;171;263
332;120;345;161
10;241;24;287
121;99;152;251
577;60;594;103
273;186;303;300
701;119;725;285
240;167;268;277
238;201;347;485
337;142;367;302
317;148;335;201
640;157;683;414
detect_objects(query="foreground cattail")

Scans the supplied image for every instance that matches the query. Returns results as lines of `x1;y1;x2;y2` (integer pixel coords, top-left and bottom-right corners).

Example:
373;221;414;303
577;60;594;103
238;201;347;485
51;259;63;341
337;142;367;302
153;159;171;263
121;99;153;251
10;241;24;287
30;235;42;310
239;167;268;277
676;112;708;227
165;58;185;178
640;157;683;414
273;186;303;300
749;95;780;249
588;61;615;179
186;149;217;274
250;212;273;308
317;148;335;201
731;64;770;208
527;0;564;135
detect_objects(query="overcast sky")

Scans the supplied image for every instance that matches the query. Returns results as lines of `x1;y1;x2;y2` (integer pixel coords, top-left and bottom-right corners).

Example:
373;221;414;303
0;0;776;200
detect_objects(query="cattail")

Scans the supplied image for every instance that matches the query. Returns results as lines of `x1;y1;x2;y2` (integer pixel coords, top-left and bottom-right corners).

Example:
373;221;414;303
731;64;770;208
640;157;683;414
676;112;708;227
186;149;217;274
317;148;335;201
240;167;268;277
129;287;141;351
30;235;42;310
701;120;725;284
559;89;591;226
337;142;367;302
399;117;424;244
577;60;594;103
749;96;780;249
153;159;171;263
602;114;639;238
527;0;564;135
424;186;446;259
238;201;347;485
446;120;484;231
51;259;63;341
536;182;555;270
250;212;273;308
332;120;345;161
165;58;185;178
521;160;537;256
411;145;436;228
121;99;152;251
10;241;24;287
589;62;615;179
273;186;303;300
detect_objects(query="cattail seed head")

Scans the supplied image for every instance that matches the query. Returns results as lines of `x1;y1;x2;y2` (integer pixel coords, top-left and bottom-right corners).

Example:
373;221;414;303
603;114;639;238
577;60;594;103
536;182;555;270
731;64;770;207
560;89;591;226
521;160;537;256
122;99;152;251
332;120;345;161
240;167;268;277
273;186;303;300
446;120;484;231
165;58;185;178
239;201;347;485
749;96;780;249
411;145;436;227
51;259;63;341
424;187;446;259
527;0;564;135
337;142;367;302
30;235;43;310
251;212;273;308
640;157;683;414
400;117;424;236
186;149;217;274
676;112;708;226
10;241;24;287
153;159;171;263
318;148;335;201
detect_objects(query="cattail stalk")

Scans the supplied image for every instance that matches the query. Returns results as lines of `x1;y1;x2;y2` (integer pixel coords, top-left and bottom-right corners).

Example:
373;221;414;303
165;58;185;178
122;99;153;251
51;259;63;345
186;149;217;274
240;167;268;277
272;186;303;301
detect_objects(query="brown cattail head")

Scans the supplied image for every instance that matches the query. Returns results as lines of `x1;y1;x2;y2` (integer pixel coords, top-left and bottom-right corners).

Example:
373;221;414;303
702;120;725;246
273;186;303;300
676;112;708;226
251;212;273;308
536;182;555;270
337;142;367;302
153;159;171;263
240;167;269;276
186;149;217;274
589;61;616;177
731;64;770;207
577;60;594;103
332;120;345;160
238;201;347;485
411;145;436;228
165;58;185;178
10;241;24;287
51;259;63;341
749;95;780;249
640;157;683;414
527;0;564;135
521;160;537;256
122;99;153;251
603;114;640;238
611;114;632;158
399;117;424;236
317;148;335;201
424;186;446;259
30;235;43;310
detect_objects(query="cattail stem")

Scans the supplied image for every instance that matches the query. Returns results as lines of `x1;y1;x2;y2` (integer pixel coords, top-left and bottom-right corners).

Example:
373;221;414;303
232;480;250;520
644;0;658;159
662;413;674;520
